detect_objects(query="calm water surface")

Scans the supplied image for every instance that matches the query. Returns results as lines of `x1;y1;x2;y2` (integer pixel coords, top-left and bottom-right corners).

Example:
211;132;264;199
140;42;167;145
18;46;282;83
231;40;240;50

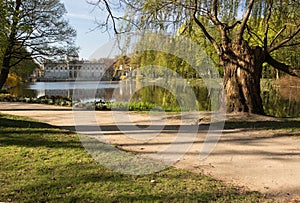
9;80;300;117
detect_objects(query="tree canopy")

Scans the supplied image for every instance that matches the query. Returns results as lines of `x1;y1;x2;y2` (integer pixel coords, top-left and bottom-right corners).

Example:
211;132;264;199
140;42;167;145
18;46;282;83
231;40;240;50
0;0;78;89
91;0;300;114
91;0;299;73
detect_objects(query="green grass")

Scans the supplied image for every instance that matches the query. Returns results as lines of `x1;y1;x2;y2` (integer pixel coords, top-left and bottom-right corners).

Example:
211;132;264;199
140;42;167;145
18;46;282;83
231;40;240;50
0;114;266;202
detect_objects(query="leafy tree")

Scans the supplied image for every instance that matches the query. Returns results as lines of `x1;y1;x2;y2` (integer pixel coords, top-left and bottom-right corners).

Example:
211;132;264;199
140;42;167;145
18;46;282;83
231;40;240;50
90;0;300;114
131;50;199;78
0;46;37;82
10;53;37;82
0;0;77;90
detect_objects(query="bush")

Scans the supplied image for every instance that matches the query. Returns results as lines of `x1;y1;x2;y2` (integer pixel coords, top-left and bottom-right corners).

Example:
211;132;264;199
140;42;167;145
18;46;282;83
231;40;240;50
0;94;185;112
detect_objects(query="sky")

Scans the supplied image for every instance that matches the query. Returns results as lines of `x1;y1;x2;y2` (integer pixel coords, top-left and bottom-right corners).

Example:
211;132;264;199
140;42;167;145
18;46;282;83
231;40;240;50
61;0;110;60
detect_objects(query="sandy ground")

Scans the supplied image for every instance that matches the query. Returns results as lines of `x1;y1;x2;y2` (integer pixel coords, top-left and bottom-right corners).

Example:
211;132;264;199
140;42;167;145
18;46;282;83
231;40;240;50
1;102;300;201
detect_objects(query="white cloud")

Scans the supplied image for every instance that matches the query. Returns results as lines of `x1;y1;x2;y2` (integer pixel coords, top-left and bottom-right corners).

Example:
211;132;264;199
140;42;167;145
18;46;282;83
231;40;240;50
60;0;110;59
67;13;95;21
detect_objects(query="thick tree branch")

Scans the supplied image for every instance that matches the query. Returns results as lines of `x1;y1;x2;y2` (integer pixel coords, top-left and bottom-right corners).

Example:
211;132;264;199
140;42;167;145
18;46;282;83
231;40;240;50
269;25;300;53
211;0;222;26
193;0;221;55
266;54;300;78
280;41;300;47
208;0;230;47
9;55;32;68
237;0;255;44
225;21;241;30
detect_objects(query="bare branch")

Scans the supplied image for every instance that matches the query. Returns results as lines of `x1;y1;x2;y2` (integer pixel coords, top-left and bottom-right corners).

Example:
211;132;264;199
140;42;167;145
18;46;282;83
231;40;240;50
87;0;120;34
269;25;300;53
266;54;300;78
245;24;264;45
237;0;255;44
280;41;300;47
102;0;119;34
9;55;31;68
270;25;286;47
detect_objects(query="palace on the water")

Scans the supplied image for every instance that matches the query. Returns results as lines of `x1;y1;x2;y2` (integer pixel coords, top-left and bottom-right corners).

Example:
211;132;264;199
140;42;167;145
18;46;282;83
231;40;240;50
38;56;107;81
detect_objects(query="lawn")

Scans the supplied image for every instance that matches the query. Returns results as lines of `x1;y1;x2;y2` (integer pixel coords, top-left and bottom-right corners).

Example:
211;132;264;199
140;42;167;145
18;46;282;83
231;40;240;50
0;113;265;202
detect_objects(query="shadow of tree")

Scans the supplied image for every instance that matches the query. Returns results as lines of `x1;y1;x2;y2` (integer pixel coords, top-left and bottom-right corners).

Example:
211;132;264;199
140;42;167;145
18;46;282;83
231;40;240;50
8;161;261;202
0;115;80;149
0;114;52;128
224;119;300;131
0;113;264;202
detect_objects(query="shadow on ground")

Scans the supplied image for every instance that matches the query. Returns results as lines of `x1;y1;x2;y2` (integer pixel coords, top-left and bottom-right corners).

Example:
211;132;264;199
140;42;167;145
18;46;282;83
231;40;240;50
0;113;264;202
0;114;80;149
224;119;300;131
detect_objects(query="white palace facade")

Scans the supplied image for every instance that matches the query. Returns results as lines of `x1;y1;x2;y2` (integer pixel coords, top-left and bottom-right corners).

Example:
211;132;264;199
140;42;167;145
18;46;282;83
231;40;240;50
40;57;106;81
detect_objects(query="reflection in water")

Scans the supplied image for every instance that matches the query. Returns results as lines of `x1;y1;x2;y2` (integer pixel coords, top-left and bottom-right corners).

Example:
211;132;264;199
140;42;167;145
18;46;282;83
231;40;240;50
10;81;120;101
261;80;300;117
9;79;300;117
128;84;212;111
9;84;36;98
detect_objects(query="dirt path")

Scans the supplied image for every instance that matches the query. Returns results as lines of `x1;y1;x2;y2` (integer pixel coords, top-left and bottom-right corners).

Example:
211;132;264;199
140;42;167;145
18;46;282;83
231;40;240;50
1;102;300;201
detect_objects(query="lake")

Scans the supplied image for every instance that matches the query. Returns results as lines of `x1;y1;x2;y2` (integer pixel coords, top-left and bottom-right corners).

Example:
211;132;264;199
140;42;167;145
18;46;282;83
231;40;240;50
9;79;300;117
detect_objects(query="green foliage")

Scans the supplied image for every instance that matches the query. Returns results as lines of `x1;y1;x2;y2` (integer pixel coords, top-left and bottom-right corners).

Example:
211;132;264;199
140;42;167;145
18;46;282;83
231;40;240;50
178;19;223;75
4;73;21;88
9;57;37;81
0;0;78;89
244;1;300;77
108;82;211;112
96;0;300;79
0;46;37;83
2;77;299;116
1;0;77;58
261;79;300;117
131;50;201;78
0;95;73;106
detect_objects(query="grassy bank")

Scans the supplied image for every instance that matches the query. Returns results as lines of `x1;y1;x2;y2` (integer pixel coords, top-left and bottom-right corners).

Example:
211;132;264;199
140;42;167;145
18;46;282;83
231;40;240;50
0;114;265;202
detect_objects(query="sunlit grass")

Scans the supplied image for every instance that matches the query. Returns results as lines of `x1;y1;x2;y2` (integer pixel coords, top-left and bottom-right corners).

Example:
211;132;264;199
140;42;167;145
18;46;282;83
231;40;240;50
0;114;266;202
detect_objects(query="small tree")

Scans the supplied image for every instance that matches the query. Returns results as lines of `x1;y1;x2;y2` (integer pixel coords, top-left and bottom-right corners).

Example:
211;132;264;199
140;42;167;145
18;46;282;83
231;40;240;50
90;0;300;114
0;0;77;90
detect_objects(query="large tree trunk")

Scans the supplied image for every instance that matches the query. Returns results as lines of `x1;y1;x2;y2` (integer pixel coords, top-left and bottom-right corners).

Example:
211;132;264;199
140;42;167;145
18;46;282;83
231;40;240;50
222;41;265;114
0;0;21;90
0;57;11;90
0;68;9;90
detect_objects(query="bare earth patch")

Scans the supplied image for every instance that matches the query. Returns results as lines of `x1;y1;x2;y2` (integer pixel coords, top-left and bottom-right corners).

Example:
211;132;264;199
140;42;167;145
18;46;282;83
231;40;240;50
1;102;299;202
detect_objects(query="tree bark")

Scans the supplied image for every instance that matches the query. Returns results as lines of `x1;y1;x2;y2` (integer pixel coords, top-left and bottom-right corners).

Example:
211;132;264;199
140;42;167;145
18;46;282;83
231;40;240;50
222;41;265;114
0;68;10;90
0;55;12;90
0;0;21;90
